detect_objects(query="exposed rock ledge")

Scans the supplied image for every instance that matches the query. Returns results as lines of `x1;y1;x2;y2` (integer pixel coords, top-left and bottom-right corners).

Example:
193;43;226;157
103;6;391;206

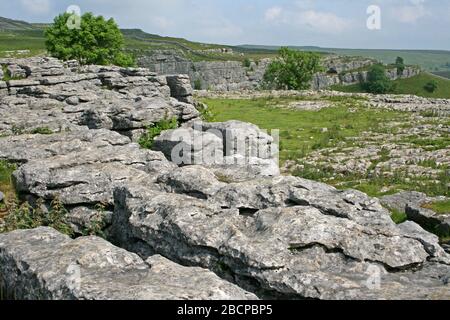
0;227;256;300
0;57;449;300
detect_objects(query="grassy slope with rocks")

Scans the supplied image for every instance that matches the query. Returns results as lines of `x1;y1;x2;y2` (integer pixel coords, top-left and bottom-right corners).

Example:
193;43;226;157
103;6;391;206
332;72;450;99
200;96;449;199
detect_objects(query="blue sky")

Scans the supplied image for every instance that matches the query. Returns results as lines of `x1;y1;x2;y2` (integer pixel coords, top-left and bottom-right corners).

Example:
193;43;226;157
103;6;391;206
1;0;450;50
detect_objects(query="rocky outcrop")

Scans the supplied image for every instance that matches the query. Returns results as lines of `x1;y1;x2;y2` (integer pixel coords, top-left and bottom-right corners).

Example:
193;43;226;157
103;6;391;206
112;177;450;299
153;120;280;182
137;50;271;91
0;227;256;300
0;57;199;139
0;128;174;232
406;206;450;236
0;57;449;300
312;66;421;90
137;51;420;91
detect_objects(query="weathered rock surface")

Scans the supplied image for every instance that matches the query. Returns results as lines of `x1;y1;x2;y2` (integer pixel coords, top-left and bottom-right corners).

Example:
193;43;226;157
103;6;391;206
0;227;256;300
153;120;280;181
0;128;175;231
406;206;450;236
380;192;450;237
112;175;450;300
138;50;271;91
137;52;419;91
0;56;199;138
0;57;449;300
380;191;443;214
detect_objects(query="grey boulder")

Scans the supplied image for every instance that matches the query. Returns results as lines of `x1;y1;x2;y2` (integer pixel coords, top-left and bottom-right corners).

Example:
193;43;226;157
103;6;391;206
0;227;257;300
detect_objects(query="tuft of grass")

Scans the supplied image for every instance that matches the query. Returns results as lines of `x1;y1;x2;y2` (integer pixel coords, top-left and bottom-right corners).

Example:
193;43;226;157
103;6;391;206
422;200;450;215
390;208;408;224
332;72;450;99
139;117;178;149
402;136;450;151
0;160;17;211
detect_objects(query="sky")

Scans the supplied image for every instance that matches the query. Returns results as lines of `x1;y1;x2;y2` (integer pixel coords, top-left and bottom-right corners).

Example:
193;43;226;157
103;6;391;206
1;0;450;50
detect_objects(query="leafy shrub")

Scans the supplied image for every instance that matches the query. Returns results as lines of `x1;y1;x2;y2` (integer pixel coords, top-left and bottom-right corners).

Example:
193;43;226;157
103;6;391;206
243;58;252;68
424;80;438;93
196;102;216;122
263;47;323;90
194;78;202;90
139;117;178;149
45;12;134;67
395;56;405;76
82;203;107;238
363;64;393;94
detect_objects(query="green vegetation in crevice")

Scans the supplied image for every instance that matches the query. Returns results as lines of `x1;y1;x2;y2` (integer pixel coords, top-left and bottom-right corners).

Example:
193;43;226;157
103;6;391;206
390;209;408;225
1;64;9;81
82;203;107;238
0;197;74;236
194;78;202;90
0;160;17;211
31;127;53;135
139;117;179;149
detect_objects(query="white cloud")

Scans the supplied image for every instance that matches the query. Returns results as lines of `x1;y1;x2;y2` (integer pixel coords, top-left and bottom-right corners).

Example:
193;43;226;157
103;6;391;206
264;7;283;22
296;10;350;33
20;0;50;15
199;18;243;39
264;5;351;34
152;17;174;30
394;0;430;23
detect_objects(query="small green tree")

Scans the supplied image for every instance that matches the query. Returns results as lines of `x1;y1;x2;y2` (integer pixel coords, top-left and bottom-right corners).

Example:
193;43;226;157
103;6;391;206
45;12;134;67
363;64;393;94
424;80;438;93
263;47;323;90
395;56;405;75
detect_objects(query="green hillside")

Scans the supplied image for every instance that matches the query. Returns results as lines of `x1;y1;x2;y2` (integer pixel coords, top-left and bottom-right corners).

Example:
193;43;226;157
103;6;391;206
0;16;275;61
332;72;450;99
240;45;450;73
0;16;36;30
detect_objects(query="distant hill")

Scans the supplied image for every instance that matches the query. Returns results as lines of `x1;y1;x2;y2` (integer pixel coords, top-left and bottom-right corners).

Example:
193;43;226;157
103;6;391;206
240;45;450;73
2;15;450;74
0;16;37;30
0;16;276;62
332;72;450;99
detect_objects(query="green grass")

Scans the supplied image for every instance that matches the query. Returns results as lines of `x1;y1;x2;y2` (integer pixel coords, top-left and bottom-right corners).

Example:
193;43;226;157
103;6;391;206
200;97;407;162
390;208;408;224
0;160;17;210
332;73;450;99
201;97;449;198
0;31;46;58
422;200;450;215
